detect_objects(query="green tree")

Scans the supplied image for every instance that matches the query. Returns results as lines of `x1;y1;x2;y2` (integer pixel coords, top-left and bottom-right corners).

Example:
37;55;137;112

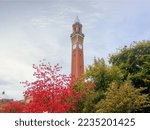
109;41;150;90
73;79;96;112
85;58;124;103
85;58;123;91
95;82;150;113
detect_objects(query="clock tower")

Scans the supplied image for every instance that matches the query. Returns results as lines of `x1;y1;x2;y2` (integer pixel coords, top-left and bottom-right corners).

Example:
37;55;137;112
70;16;84;80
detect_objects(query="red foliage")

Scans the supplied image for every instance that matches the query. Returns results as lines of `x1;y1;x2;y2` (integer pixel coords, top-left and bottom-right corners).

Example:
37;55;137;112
22;62;80;113
2;101;25;113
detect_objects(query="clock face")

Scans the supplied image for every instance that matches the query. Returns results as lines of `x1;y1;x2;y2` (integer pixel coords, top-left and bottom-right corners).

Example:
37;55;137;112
73;44;77;49
79;44;82;49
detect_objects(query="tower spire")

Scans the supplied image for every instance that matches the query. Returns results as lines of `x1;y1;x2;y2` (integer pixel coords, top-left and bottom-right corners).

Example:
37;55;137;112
74;16;80;23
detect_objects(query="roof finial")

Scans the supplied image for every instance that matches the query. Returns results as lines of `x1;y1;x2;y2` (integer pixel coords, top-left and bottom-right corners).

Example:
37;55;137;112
74;16;80;23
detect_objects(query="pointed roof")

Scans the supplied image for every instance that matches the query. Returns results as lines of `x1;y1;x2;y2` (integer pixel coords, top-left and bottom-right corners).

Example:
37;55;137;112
74;16;80;23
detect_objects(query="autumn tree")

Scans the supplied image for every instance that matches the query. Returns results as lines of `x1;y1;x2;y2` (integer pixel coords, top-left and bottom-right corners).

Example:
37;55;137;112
2;101;25;113
95;82;150;113
22;61;80;113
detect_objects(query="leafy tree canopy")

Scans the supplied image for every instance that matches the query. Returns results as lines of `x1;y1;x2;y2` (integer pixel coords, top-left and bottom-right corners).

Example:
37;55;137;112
85;58;124;92
21;62;81;113
109;40;150;90
84;58;124;106
73;79;96;112
95;82;150;113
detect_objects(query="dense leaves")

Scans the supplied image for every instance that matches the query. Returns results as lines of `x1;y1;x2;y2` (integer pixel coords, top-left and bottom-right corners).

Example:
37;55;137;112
83;41;150;112
2;101;25;113
22;62;80;113
73;78;96;112
85;58;124;105
85;58;123;91
95;82;150;113
109;41;150;90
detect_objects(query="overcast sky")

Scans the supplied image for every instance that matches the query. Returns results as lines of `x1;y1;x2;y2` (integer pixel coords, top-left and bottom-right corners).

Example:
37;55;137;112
0;0;150;100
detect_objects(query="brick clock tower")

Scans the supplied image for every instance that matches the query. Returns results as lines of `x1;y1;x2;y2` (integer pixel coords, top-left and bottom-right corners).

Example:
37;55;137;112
70;17;84;80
